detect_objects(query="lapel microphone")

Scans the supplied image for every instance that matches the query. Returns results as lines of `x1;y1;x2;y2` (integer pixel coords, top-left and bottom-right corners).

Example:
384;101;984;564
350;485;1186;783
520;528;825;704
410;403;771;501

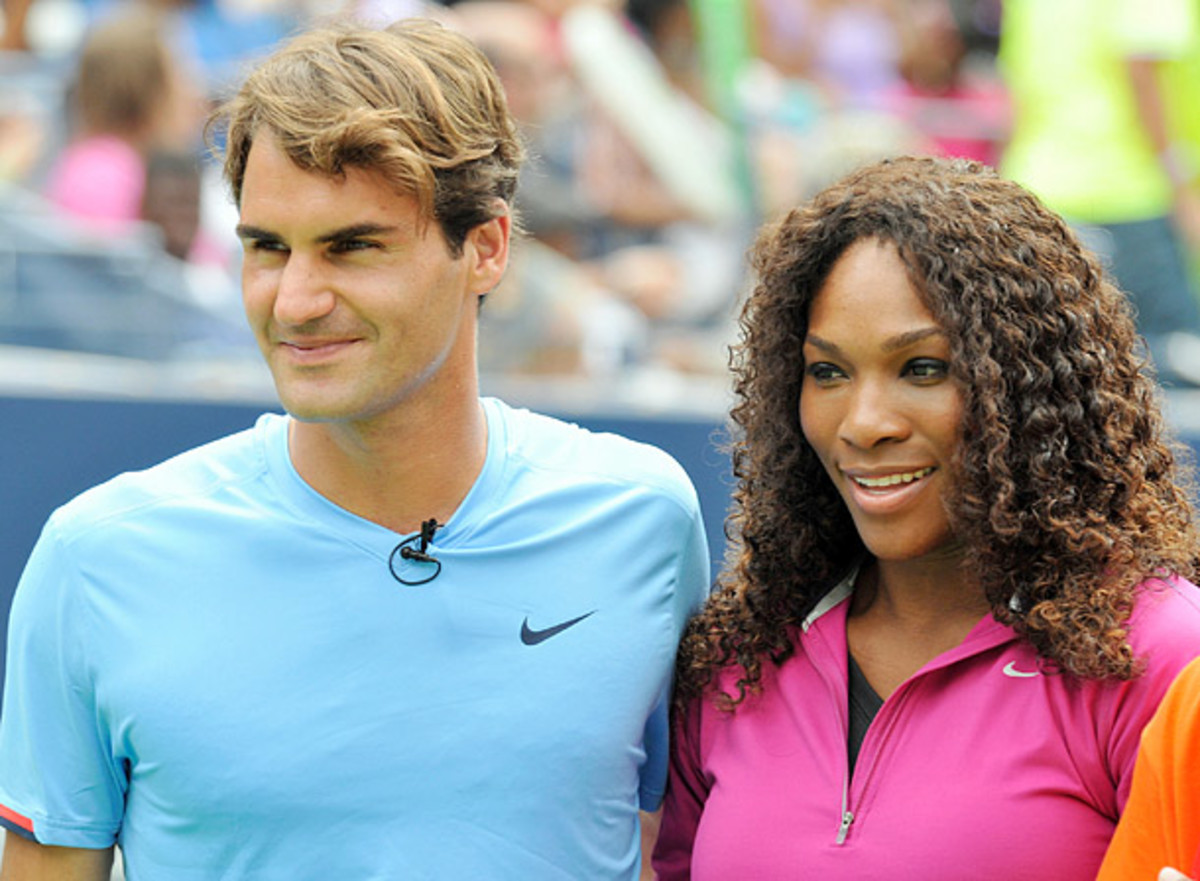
389;518;443;585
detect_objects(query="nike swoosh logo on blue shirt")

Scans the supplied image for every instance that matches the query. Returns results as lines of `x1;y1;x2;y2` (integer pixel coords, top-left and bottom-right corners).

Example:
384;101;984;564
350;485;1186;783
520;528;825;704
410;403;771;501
520;611;596;646
1002;661;1040;678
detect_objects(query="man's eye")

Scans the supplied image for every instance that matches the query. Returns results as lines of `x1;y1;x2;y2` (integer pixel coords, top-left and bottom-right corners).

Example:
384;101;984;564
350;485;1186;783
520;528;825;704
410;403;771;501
332;240;377;253
244;239;286;253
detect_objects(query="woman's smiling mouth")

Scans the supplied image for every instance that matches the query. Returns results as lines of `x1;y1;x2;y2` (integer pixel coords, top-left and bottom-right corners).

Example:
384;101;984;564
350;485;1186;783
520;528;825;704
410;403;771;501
851;467;936;489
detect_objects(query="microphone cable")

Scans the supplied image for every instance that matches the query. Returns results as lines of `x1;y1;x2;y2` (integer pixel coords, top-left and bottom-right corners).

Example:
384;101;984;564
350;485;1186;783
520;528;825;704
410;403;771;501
389;518;443;585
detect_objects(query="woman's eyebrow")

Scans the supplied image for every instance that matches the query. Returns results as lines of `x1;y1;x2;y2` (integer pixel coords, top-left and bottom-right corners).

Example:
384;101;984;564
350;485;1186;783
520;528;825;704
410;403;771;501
804;326;945;356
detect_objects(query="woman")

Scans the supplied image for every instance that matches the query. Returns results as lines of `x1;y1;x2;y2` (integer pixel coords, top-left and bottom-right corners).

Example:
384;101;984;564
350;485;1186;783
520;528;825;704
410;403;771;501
653;156;1200;879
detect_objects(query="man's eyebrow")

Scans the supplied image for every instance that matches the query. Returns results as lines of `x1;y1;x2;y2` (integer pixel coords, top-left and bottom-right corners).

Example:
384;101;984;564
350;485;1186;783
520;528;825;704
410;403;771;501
315;223;397;244
235;223;277;242
233;223;399;243
805;326;945;356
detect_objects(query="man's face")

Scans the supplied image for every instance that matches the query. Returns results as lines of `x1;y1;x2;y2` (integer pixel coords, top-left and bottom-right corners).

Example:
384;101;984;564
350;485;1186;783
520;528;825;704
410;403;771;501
236;132;508;428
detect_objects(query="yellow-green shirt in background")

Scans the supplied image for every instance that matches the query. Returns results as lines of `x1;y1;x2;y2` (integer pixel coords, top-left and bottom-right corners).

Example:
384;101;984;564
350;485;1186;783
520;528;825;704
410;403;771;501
1000;0;1198;223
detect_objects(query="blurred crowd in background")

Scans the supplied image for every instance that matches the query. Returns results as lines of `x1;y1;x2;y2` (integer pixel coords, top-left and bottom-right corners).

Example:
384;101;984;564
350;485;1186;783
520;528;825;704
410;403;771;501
0;0;1197;398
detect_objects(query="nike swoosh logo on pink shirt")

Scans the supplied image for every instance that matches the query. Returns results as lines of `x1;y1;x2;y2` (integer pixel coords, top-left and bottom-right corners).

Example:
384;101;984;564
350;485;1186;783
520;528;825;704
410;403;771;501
1002;661;1040;678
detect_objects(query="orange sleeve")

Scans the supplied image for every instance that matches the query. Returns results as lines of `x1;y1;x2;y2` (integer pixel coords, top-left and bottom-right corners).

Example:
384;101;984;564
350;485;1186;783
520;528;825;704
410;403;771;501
1097;657;1200;880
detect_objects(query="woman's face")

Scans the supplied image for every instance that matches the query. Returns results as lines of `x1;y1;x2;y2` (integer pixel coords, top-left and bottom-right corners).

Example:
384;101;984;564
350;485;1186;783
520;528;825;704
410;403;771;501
799;238;964;564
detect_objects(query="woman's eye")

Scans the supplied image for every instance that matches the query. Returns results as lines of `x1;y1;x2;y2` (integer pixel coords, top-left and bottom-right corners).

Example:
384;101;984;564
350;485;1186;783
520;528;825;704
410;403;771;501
904;358;949;380
805;362;846;383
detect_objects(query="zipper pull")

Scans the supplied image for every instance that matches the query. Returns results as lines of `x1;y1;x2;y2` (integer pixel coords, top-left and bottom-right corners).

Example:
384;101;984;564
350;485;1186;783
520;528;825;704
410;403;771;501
836;810;854;845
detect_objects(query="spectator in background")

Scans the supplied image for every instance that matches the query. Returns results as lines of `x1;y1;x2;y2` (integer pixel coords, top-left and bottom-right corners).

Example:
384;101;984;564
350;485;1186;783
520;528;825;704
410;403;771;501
141;147;234;271
458;0;746;378
999;0;1200;387
141;149;203;262
0;109;43;184
0;0;34;51
554;0;749;374
45;9;205;235
741;0;924;216
1;0;297;89
753;0;904;111
1160;4;1200;283
452;0;653;376
884;0;1008;166
454;0;601;257
1097;656;1200;881
624;0;705;108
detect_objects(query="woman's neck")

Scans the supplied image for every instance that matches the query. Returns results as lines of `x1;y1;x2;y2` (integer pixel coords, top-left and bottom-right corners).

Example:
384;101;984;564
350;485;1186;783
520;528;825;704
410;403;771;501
846;553;991;699
852;552;986;627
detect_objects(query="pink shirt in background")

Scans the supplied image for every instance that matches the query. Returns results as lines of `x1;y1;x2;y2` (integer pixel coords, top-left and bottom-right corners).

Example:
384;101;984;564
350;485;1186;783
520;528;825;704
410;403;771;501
47;135;144;232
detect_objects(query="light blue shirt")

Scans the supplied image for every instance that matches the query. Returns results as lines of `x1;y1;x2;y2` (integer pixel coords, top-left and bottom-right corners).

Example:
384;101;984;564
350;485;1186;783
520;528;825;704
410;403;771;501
0;398;710;879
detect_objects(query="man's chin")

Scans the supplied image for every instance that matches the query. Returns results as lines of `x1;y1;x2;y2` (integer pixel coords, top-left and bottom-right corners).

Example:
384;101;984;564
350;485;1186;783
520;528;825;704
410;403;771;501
275;394;349;424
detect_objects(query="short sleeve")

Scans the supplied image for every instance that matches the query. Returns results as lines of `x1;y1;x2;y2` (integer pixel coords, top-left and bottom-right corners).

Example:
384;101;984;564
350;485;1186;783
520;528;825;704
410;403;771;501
652;695;709;880
0;517;126;847
639;503;711;811
1107;578;1200;811
1110;0;1198;58
672;503;712;633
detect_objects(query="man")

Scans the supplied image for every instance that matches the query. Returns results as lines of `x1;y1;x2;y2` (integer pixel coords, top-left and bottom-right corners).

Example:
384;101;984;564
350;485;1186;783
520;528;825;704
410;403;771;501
0;20;710;879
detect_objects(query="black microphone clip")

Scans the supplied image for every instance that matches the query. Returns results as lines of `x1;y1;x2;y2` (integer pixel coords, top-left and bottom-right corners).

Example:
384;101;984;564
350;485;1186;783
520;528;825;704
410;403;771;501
389;518;443;586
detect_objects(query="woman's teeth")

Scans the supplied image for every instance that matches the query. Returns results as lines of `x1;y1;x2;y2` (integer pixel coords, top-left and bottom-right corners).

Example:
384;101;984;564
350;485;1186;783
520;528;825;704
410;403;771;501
853;467;934;488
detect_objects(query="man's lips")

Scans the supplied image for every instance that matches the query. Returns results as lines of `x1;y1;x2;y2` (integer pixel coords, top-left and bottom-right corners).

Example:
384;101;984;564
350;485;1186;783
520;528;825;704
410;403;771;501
276;338;361;362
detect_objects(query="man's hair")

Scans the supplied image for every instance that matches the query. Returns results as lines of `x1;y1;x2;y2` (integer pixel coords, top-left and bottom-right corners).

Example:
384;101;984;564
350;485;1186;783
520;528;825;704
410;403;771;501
211;20;524;254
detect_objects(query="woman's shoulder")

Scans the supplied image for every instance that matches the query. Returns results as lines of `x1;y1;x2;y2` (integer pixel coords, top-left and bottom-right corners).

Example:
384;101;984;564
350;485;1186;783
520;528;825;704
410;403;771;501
1131;574;1200;617
696;624;812;707
1127;574;1200;660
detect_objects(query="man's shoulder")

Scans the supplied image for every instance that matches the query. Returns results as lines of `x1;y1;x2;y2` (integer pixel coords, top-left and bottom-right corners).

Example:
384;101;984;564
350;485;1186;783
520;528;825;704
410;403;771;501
493;399;699;509
51;414;277;537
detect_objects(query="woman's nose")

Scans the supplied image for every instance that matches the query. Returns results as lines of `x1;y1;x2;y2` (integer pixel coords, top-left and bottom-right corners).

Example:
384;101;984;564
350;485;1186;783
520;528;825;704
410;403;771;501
837;379;911;449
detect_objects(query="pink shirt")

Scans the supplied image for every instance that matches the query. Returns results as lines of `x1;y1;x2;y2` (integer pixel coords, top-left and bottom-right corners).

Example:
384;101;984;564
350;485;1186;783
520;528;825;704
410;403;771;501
47;135;145;232
655;574;1200;880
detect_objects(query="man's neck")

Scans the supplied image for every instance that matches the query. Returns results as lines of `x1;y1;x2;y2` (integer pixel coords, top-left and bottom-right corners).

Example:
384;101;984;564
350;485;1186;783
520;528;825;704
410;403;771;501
286;393;488;536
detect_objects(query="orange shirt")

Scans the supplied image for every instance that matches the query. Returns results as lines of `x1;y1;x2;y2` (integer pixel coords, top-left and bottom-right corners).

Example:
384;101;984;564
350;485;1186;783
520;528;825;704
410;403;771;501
1098;656;1200;880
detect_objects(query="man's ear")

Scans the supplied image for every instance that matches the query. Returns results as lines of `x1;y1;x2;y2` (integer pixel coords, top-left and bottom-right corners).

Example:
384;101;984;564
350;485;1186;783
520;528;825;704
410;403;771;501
464;205;511;297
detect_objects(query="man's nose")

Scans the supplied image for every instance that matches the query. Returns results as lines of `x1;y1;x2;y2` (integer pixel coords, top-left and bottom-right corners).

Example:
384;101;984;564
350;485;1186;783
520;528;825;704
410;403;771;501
273;254;336;326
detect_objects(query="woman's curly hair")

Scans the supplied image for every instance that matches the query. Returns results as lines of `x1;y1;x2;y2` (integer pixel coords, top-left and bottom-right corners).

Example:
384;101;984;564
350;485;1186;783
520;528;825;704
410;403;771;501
677;156;1199;710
